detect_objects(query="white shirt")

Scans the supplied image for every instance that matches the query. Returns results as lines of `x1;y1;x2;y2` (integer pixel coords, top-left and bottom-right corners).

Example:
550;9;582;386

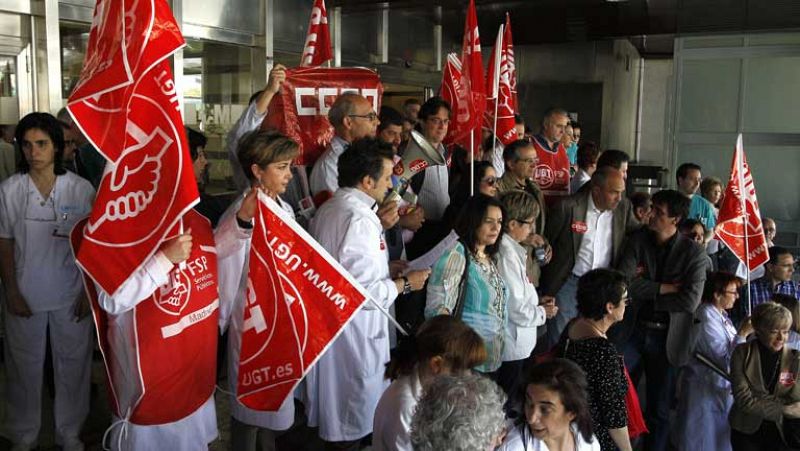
226;101;268;193
372;371;423;451
488;140;505;179
572;193;613;276
305;187;398;441
497;423;601;451
497;236;547;361
216;195;299;431
570;169;591;194
416;143;449;221
0;172;94;312
309;136;348;197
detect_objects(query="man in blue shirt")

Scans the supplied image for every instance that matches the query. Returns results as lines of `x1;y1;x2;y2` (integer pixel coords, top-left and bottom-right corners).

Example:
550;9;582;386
749;246;799;312
676;162;716;230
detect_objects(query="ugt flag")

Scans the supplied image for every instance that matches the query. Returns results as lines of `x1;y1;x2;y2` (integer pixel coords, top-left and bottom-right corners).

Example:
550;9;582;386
67;0;198;296
485;23;517;146
238;193;369;410
715;134;769;271
261;67;383;166
440;54;473;145
300;0;333;67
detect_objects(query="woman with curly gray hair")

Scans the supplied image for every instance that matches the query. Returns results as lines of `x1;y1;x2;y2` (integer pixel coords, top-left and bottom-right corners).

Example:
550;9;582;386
410;373;507;451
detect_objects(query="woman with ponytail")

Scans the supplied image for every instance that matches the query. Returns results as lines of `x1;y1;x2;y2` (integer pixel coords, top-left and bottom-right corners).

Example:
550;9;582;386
372;315;487;451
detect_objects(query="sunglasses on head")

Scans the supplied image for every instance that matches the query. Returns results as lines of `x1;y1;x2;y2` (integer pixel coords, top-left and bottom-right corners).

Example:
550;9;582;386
481;176;497;186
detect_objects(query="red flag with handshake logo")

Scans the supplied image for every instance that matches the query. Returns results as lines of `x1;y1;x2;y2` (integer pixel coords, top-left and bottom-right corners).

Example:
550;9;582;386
238;193;369;410
67;0;198;296
715;134;769;272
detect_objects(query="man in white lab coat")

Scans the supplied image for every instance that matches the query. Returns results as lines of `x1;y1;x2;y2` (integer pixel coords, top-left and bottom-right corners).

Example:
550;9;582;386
308;93;379;200
307;137;430;450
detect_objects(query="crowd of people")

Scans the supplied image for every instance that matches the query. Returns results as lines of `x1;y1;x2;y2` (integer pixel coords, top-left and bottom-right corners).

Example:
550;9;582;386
0;62;798;451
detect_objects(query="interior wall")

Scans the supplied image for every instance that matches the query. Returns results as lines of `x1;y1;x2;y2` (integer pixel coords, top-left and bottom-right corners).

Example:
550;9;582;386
639;58;673;165
514;39;642;156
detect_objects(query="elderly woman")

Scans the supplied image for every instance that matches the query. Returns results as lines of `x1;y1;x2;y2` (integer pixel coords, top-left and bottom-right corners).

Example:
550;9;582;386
498;358;600;450
496;190;557;396
730;302;800;451
0;113;95;451
561;269;632;451
373;315;487;451
674;272;752;451
425;194;507;375
410;373;507;451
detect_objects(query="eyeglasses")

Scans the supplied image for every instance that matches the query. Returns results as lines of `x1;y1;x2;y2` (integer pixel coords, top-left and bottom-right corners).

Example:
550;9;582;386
349;112;378;122
517;157;538;164
514;219;533;225
621;297;631;305
481;176;497;186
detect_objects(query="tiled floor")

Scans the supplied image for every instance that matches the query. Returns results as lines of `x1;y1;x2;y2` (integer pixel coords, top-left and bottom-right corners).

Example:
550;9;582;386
0;347;329;451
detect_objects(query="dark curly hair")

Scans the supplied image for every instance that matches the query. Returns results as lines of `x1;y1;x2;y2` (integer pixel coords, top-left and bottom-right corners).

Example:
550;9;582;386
576;268;628;321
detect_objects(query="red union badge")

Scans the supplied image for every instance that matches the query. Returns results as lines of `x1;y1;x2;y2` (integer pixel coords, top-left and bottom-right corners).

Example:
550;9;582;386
571;221;588;234
780;371;796;387
262;67;383;166
238;193;369;411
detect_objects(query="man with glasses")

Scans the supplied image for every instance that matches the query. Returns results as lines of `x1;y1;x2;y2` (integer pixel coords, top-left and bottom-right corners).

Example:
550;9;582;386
309;92;380;200
676;162;716;230
613;189;708;451
532;107;571;204
541;168;636;348
749;246;799;311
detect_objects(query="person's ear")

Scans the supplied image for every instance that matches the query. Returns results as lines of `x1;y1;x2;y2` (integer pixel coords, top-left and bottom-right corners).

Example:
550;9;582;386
250;163;262;180
428;355;445;376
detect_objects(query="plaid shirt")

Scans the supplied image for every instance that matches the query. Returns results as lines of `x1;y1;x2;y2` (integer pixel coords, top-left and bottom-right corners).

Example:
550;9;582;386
749;276;800;310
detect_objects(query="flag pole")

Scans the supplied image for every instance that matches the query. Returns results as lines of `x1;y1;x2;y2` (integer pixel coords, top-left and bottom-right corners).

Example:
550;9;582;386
470;132;475;196
738;134;752;317
367;296;409;336
491;25;503;164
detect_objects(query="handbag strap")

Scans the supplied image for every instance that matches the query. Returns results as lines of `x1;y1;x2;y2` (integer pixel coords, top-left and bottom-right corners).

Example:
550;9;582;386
452;242;470;319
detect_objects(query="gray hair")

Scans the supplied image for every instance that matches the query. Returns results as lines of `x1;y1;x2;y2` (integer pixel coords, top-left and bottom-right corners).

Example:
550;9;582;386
410;373;507;451
542;107;568;125
328;92;364;128
753;301;793;336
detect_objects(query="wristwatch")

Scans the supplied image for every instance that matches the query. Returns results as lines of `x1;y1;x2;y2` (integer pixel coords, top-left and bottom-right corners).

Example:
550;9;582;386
402;277;412;295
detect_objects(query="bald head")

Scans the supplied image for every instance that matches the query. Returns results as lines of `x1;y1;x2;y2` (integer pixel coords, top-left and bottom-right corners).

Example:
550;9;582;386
591;167;626;211
328;93;378;141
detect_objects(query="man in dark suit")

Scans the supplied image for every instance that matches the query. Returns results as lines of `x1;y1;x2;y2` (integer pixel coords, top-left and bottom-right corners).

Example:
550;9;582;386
540;167;638;348
613;189;708;451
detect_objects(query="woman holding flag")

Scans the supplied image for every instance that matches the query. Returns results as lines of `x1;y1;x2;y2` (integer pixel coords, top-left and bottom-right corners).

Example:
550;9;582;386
216;130;301;450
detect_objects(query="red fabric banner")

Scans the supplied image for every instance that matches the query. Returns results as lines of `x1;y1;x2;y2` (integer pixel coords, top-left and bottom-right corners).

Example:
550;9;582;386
72;210;219;424
444;0;485;155
715;134;769;271
300;0;333;67
440;54;473;146
486;24;517;146
67;0;199;297
261;67;383;166
237;194;369;410
504;13;519;113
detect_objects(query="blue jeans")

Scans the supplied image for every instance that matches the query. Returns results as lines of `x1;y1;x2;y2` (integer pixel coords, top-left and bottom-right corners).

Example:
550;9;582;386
623;326;676;451
545;275;579;350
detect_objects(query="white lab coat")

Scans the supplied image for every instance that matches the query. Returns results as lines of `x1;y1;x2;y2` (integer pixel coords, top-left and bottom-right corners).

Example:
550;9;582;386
308;136;348;197
216;195;299;431
674;303;744;451
95;210;247;451
372;371;423;451
227;102;268;192
497;236;547;361
305;187;399;441
0;172;94;447
497;423;601;451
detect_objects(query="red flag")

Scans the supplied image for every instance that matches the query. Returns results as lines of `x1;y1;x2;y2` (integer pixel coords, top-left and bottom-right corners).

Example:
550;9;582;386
486;24;517;146
67;0;199;296
715;134;769;271
238;194;369;410
300;0;333;67
440;54;474;145
504;13;518;113
262;67;383;166
446;0;485;155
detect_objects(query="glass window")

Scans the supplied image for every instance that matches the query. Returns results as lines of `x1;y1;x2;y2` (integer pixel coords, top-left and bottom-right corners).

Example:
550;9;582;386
678;59;741;133
0;56;15;97
388;9;436;70
60;21;91;100
341;10;380;64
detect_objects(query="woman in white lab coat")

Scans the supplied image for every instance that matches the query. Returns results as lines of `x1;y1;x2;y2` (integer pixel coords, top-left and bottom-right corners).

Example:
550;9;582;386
0;113;95;451
372;315;487;451
216;130;302;450
674;271;752;451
